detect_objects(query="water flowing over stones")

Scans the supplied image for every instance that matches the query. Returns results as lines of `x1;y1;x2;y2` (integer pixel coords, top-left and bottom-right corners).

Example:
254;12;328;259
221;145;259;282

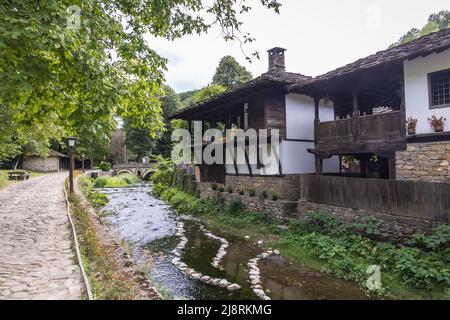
171;221;241;292
247;249;281;300
99;182;374;300
199;224;229;271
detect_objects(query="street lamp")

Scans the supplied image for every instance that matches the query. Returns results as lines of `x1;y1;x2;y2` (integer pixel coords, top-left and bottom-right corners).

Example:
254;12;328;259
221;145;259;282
68;136;76;193
68;136;76;148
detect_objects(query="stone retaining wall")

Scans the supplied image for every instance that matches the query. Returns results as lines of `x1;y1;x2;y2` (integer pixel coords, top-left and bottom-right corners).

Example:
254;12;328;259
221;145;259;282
197;174;301;218
195;173;445;241
396;141;450;182
297;200;440;241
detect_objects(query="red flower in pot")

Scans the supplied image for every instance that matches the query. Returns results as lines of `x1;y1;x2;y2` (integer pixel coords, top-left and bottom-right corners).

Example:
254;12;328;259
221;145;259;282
428;115;447;133
406;117;417;135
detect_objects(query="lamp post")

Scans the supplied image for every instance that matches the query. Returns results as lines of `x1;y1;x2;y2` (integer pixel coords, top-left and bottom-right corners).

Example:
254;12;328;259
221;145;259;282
68;136;76;193
81;153;85;173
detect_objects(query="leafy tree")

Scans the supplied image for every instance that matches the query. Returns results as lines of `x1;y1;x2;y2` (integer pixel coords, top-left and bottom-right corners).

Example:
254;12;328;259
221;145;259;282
0;0;281;162
153;86;181;158
179;90;199;104
182;84;226;107
125;86;181;160
212;55;252;90
123;120;155;162
390;10;449;47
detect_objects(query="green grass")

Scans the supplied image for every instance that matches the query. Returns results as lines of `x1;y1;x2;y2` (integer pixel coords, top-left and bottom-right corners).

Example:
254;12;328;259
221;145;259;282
0;169;45;190
152;183;450;300
93;173;140;188
67;175;141;300
79;176;109;211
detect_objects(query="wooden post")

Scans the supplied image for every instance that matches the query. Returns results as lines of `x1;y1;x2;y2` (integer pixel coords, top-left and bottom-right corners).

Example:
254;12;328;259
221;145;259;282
314;97;320;146
315;156;323;175
313;97;323;175
187;120;193;164
69;148;74;193
187;120;192;135
399;79;406;136
359;155;367;178
388;155;396;180
227;114;232;130
352;88;360;141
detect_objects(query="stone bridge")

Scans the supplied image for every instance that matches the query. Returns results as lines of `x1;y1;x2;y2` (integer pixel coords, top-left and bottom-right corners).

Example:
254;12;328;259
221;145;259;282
112;162;158;179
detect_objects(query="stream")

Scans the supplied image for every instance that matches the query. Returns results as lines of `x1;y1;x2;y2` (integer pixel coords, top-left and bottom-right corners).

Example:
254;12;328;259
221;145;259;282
97;182;370;300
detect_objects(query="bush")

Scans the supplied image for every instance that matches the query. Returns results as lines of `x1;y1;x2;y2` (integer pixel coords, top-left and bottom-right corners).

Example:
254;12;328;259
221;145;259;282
93;174;139;188
79;176;109;209
227;186;233;193
99;162;111;172
259;190;268;200
248;189;255;197
89;192;109;209
406;224;450;253
218;186;225;192
226;198;244;214
237;189;244;195
211;183;218;191
281;213;450;292
270;191;278;201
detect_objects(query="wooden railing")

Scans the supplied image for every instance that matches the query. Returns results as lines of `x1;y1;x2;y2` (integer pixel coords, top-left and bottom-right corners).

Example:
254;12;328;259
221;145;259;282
318;118;353;141
299;175;450;222
317;111;403;145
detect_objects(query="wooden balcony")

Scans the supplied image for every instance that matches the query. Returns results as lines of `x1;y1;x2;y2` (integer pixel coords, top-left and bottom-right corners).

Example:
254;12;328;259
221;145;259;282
313;110;406;156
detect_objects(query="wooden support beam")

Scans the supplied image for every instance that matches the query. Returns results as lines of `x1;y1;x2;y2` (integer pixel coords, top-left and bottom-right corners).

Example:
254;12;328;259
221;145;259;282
359;155;368;178
227;114;232;130
314;97;320;146
187;120;192;135
244;147;253;176
352;87;359;114
232;137;239;176
388;155;396;180
315;155;323;175
399;78;406;136
352;88;360;142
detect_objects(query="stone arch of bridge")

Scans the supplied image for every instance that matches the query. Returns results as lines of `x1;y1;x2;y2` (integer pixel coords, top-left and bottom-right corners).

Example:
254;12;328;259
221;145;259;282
116;169;134;175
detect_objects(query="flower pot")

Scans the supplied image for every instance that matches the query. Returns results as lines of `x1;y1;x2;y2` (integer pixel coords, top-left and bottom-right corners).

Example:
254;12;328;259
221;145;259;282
434;125;444;132
407;127;416;135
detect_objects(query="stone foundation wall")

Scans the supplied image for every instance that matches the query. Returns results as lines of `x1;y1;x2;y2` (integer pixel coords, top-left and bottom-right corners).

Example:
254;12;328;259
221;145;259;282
297;201;440;241
197;174;301;219
225;175;300;201
196;173;446;241
396;141;450;182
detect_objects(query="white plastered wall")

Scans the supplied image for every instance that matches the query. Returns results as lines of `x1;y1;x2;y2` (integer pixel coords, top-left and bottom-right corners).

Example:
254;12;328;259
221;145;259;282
404;48;450;134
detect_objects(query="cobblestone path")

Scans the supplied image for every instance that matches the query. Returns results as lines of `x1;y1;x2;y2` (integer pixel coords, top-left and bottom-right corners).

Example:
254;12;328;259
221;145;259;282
0;173;82;300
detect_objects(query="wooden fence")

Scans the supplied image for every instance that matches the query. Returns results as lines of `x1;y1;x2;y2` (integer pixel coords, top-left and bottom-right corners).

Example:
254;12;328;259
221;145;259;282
299;175;450;223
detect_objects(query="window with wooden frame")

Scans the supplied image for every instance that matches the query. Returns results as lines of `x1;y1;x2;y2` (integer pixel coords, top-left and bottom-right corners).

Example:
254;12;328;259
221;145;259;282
428;69;450;109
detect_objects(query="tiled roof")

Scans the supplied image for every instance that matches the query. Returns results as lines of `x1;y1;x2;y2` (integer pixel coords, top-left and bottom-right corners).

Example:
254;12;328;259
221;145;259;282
288;28;450;91
169;70;310;119
170;28;450;119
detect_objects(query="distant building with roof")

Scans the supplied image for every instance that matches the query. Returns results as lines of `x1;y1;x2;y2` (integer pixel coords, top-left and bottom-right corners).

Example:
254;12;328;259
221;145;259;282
110;129;128;164
22;150;69;172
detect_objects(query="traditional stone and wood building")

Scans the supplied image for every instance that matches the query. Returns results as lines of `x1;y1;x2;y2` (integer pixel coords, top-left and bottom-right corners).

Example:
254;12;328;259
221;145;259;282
22;149;69;172
170;30;450;235
289;28;450;182
170;47;340;184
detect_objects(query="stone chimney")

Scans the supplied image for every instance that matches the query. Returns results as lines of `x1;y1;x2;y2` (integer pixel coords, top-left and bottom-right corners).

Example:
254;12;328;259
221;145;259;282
267;47;286;71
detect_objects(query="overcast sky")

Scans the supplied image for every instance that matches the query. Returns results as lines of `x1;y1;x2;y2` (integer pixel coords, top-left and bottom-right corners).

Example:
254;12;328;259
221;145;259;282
145;0;449;93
